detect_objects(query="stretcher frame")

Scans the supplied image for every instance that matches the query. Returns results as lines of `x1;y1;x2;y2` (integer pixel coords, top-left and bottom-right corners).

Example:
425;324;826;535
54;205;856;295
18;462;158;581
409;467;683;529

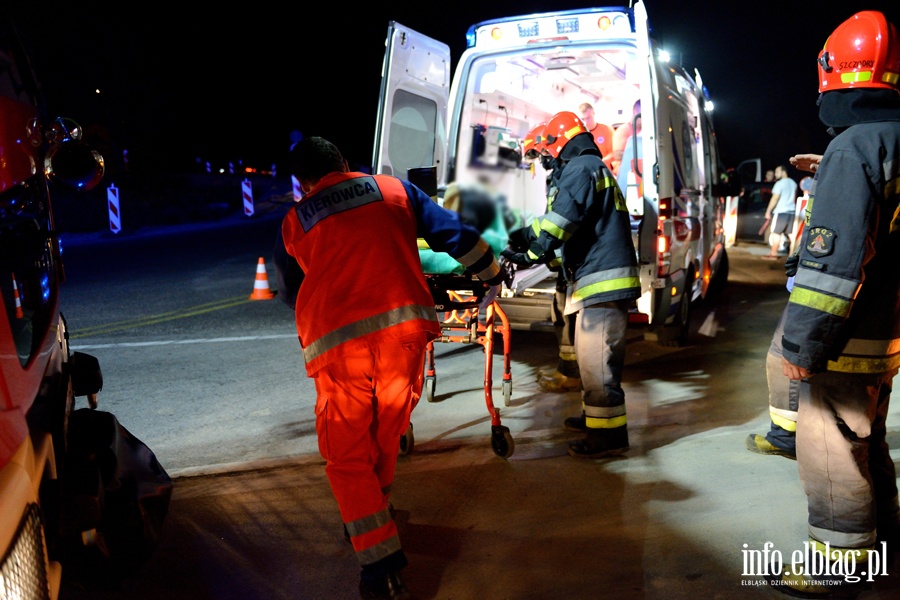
403;272;514;458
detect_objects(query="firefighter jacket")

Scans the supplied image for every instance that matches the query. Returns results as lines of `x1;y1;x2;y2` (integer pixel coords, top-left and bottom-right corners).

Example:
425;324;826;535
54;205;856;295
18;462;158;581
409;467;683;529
279;171;502;375
782;114;900;375
525;133;640;314
517;175;563;270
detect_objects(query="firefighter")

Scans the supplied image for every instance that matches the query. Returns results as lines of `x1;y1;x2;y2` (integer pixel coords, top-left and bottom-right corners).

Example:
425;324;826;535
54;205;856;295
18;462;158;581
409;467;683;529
274;137;505;600
764;12;900;597
745;154;822;461
502;111;640;458
516;122;582;393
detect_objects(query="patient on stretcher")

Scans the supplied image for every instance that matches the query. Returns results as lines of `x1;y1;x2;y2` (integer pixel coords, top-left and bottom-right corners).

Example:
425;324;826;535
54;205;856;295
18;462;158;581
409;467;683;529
417;181;509;276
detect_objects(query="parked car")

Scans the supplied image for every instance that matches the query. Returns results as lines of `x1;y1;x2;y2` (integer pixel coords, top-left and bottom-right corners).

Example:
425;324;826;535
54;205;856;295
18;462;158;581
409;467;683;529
732;158;773;244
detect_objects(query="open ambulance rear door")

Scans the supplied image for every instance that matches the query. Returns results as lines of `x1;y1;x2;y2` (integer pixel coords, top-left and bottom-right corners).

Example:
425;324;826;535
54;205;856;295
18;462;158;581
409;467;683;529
631;0;661;303
372;22;451;184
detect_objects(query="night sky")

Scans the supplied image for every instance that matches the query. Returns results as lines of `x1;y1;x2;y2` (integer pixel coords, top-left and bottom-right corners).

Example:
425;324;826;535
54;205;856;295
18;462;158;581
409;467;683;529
13;1;900;176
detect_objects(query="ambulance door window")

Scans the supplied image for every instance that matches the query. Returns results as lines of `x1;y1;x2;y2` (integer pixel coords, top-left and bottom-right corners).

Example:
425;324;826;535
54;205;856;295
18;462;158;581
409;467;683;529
388;89;438;181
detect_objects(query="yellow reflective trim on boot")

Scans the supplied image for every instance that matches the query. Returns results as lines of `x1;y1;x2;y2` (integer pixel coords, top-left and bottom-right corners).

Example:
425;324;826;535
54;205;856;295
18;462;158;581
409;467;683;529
585;415;627;429
769;411;797;433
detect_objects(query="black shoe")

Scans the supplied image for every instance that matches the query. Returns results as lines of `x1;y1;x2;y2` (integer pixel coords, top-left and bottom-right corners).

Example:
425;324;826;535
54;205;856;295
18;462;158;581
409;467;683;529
563;415;586;433
568;437;628;458
569;425;628;458
359;571;412;600
568;427;629;459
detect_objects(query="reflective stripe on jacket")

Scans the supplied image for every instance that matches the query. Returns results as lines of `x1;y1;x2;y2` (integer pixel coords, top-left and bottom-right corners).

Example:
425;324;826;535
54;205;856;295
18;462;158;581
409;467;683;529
527;135;640;314
782;122;900;374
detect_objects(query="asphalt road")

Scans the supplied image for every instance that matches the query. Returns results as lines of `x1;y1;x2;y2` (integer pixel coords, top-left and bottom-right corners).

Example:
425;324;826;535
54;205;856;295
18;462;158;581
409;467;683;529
55;218;900;599
56;206;729;475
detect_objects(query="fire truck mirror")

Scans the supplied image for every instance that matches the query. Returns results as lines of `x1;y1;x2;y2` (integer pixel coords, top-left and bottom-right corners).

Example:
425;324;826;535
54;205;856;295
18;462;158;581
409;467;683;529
43;138;105;192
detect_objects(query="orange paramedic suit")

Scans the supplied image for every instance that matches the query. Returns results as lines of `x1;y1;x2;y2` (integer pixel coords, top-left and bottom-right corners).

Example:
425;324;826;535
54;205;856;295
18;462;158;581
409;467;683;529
279;170;502;573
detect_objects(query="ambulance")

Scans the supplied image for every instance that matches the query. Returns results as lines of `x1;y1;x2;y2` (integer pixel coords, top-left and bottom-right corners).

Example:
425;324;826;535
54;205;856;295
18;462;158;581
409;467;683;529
373;0;736;345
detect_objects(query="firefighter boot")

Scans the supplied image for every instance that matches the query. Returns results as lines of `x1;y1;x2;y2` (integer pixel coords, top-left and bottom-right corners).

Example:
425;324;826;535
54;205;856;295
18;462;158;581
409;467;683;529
538;357;581;391
538;371;582;392
744;434;796;460
568;426;629;459
563;413;586;433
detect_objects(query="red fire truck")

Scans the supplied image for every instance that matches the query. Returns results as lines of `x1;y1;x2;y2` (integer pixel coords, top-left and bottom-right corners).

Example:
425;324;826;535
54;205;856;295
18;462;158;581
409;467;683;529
0;11;114;598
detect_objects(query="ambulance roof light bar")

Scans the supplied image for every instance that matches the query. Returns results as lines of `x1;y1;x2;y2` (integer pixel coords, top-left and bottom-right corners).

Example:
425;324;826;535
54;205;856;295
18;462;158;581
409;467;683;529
465;7;635;50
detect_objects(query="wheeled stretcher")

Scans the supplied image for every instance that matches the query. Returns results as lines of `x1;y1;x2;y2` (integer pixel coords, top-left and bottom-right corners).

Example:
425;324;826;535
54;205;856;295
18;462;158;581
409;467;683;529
418;272;514;458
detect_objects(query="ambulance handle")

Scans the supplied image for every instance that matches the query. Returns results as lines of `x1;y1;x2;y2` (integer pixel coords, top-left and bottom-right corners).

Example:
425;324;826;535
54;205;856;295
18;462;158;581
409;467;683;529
631;112;642;179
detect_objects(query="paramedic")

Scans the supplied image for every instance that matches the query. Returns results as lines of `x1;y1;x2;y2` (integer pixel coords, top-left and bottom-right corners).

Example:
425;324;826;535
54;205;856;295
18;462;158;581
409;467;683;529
502;111;641;458
274;136;506;600
764;11;900;596
577;102;614;171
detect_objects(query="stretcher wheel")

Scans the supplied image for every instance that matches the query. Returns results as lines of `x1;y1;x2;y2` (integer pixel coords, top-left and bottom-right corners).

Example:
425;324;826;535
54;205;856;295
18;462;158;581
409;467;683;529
424;376;436;403
399;423;414;456
502;379;512;407
490;425;515;458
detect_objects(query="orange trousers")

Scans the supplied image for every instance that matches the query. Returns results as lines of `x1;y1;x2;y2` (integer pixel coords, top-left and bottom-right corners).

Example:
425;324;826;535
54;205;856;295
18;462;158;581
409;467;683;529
313;332;426;566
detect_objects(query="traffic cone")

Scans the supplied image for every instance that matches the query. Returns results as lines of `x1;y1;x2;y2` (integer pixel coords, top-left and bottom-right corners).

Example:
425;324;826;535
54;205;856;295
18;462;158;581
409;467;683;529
249;257;275;300
12;273;23;318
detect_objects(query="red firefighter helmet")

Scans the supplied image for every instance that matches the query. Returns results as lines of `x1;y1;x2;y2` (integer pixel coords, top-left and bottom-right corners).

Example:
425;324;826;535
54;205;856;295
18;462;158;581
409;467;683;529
543;111;588;158
818;11;900;94
522;122;546;159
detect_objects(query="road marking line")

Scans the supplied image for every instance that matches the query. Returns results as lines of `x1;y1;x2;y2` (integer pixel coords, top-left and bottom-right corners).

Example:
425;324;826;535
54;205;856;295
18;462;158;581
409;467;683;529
73;333;298;350
69;296;284;340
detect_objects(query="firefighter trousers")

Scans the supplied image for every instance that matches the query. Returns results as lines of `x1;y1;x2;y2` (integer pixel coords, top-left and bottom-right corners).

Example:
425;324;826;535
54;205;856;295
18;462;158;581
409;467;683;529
552;272;579;376
765;306;801;450
575;300;629;428
313;332;428;567
797;368;899;553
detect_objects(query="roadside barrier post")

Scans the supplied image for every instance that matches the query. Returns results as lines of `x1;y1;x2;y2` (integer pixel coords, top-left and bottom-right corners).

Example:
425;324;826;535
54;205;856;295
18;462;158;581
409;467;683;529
108;184;121;234
242;179;254;217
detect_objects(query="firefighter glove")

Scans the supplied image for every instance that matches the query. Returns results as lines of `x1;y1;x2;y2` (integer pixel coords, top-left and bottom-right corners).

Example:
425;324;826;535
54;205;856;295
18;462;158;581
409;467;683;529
784;252;800;278
501;249;534;266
